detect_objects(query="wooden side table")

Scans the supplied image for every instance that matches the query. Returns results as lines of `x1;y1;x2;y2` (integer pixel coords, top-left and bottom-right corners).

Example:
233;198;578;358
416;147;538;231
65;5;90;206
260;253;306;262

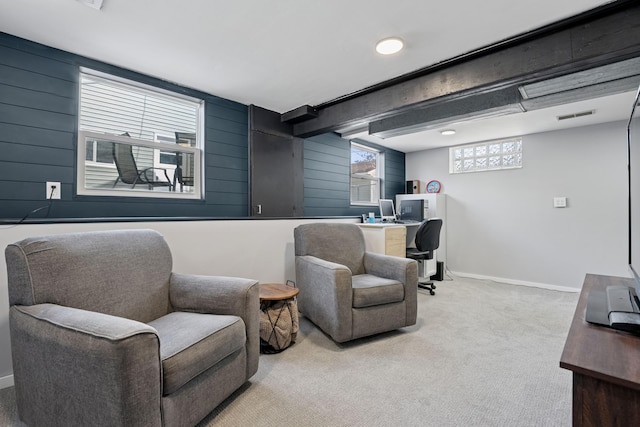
259;282;299;353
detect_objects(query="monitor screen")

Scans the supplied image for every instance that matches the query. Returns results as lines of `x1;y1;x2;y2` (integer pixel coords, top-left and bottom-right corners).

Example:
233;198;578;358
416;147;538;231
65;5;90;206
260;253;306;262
399;199;424;222
379;199;396;221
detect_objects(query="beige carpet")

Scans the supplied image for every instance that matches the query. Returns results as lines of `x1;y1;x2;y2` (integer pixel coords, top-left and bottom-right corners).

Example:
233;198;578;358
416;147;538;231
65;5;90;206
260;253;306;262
0;275;579;427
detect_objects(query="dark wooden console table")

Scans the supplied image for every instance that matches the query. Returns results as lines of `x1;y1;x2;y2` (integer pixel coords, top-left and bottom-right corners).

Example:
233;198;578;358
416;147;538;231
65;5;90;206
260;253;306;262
560;274;640;426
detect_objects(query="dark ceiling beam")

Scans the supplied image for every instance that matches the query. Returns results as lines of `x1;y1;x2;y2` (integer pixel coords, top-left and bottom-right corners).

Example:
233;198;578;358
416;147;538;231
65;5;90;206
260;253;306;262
291;1;640;138
369;87;523;138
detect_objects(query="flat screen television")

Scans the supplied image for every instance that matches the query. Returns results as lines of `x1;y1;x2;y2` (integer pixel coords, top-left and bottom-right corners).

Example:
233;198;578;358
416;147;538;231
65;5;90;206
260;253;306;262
586;85;640;333
378;199;397;222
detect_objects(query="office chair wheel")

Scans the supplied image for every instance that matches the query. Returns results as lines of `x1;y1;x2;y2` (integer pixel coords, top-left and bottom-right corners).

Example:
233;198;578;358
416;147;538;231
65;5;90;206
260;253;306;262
418;282;436;295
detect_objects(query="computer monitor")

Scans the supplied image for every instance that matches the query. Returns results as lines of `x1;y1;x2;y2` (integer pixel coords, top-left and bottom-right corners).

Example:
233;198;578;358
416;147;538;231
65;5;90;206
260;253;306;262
399;199;424;222
378;199;396;222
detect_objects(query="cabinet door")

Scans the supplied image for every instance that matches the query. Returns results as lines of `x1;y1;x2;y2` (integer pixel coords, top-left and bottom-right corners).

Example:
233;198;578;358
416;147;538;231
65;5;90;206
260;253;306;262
250;130;303;217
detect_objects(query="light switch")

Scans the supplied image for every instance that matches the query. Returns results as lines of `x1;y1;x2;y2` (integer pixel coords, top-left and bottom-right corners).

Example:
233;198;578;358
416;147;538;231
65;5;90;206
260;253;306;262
553;197;567;208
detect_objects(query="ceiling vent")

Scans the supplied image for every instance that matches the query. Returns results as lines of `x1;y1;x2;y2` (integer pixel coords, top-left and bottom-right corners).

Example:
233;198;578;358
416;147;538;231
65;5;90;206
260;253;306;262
557;110;595;121
520;57;640;99
518;57;640;111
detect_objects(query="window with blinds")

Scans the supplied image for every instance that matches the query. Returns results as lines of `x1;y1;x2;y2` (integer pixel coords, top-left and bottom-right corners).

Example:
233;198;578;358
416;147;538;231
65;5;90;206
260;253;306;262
76;69;204;199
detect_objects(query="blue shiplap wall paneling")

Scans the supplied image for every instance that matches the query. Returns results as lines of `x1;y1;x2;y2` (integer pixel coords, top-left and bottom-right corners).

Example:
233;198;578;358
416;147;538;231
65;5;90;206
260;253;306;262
303;133;406;217
1;32;404;221
0;32;249;220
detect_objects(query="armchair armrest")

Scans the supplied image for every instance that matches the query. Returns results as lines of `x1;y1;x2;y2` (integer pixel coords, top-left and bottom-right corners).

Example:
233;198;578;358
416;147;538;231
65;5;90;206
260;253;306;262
295;255;353;342
169;273;260;378
10;304;162;427
364;252;418;285
364;252;418;326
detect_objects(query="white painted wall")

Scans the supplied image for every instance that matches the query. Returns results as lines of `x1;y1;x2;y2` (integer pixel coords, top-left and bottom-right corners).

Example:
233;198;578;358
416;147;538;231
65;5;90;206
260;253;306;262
0;218;356;386
406;121;630;290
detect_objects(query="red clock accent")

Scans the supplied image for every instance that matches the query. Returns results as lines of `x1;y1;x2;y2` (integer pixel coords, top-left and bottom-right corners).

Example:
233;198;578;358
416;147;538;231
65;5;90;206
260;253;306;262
426;180;441;193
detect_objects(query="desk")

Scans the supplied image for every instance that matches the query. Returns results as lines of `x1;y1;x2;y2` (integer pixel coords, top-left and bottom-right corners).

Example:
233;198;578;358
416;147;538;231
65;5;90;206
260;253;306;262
560;274;640;426
358;223;407;258
358;222;437;277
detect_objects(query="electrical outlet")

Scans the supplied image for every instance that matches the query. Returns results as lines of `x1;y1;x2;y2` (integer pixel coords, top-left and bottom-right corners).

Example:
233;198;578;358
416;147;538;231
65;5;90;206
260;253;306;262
553;196;567;208
46;181;61;199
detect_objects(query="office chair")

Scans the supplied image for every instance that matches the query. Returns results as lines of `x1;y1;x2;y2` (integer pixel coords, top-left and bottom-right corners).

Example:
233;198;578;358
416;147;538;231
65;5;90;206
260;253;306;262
406;218;443;295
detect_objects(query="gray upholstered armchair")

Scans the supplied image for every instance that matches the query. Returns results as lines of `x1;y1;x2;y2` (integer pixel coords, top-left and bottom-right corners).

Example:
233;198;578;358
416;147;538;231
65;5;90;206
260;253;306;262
294;223;418;343
5;229;259;427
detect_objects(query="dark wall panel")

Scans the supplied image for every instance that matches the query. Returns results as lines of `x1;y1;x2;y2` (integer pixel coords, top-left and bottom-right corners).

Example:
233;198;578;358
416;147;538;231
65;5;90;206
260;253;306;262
384;149;407;198
0;32;249;220
303;133;405;217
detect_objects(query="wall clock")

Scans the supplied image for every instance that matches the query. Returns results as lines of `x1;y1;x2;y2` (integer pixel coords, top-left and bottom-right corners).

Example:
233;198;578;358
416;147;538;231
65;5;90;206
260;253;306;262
426;180;441;193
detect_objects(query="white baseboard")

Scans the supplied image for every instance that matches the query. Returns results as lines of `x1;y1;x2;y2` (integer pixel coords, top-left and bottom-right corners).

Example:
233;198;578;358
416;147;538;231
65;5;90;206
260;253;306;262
0;374;14;389
450;271;581;293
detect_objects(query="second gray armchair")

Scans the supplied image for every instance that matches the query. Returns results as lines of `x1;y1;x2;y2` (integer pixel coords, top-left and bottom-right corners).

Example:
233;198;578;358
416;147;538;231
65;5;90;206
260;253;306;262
294;223;418;343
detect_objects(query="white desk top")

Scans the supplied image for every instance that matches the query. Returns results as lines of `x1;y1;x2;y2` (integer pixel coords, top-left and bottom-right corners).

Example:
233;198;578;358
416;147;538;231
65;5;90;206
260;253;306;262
358;222;420;228
358;222;404;228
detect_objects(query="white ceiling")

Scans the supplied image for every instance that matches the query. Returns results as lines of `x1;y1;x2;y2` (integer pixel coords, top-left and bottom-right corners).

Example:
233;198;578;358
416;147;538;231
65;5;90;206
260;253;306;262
0;0;629;152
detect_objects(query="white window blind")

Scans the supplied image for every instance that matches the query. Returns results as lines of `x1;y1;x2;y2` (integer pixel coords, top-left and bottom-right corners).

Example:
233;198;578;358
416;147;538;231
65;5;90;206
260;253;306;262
79;70;201;140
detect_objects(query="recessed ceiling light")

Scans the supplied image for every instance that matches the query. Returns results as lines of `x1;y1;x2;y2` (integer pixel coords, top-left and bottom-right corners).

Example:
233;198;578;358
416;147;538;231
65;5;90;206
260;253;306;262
440;129;456;136
376;37;404;55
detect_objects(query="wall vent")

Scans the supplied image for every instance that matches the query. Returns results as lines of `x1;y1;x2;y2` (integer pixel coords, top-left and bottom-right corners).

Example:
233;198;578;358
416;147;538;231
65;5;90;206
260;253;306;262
557;110;595;121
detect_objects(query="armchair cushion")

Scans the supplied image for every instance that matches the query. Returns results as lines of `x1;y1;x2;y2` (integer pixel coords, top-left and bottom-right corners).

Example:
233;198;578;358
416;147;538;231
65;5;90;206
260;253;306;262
169;273;260;379
352;274;405;308
149;312;246;395
5;229;172;323
294;222;366;275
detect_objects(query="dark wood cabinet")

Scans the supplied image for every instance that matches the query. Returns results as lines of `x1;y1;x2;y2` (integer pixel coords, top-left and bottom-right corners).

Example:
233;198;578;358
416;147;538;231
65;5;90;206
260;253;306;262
560;274;640;427
249;105;303;217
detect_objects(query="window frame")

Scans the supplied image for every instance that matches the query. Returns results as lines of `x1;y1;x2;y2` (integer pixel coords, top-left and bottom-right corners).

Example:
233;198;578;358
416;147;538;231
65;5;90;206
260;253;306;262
85;139;117;166
76;130;202;199
76;68;205;199
350;142;383;206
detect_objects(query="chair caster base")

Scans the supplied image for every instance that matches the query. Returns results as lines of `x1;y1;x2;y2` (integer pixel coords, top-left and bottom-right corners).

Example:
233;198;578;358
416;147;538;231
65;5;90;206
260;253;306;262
418;282;436;295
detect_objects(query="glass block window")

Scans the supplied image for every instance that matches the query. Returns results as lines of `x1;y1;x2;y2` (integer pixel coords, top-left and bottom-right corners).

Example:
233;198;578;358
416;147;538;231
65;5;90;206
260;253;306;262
450;138;522;174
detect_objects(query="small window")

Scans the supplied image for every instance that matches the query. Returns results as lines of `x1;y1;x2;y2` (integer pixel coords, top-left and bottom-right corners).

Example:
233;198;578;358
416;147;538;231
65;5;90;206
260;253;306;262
450;138;522;174
85;139;115;165
350;142;382;205
76;69;204;198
